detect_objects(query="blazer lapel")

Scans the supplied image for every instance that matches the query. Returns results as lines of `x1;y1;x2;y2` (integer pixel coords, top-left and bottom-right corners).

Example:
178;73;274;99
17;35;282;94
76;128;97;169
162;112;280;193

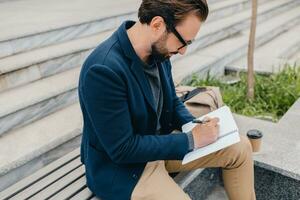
129;61;156;113
158;62;172;107
116;21;156;113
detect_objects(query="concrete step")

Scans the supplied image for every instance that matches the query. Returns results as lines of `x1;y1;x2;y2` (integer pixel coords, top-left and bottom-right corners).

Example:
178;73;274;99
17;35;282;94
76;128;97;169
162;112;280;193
177;0;298;62
0;30;111;92
0;0;291;92
172;2;300;85
278;97;300;127
227;23;300;74
207;0;258;23
0;0;246;59
0;0;138;59
0;103;82;191
289;51;300;65
234;112;300;182
0;67;80;136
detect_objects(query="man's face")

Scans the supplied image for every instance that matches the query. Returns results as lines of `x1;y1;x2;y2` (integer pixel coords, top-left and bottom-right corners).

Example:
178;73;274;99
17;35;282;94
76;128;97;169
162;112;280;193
150;13;202;62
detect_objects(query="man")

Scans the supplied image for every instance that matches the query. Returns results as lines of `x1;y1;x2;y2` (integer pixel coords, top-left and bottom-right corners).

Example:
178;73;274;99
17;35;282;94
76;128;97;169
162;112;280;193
78;0;256;199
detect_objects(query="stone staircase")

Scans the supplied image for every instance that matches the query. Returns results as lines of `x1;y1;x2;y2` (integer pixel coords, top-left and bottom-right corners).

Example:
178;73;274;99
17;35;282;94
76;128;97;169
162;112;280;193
172;0;300;84
227;23;300;74
0;0;300;197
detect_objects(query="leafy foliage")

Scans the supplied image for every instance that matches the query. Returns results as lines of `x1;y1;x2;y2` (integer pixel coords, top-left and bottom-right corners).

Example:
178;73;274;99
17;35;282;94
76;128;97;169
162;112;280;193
188;65;300;122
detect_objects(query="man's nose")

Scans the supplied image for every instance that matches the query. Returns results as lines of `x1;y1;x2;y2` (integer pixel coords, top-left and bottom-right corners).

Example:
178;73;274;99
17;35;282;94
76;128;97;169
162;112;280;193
178;47;187;55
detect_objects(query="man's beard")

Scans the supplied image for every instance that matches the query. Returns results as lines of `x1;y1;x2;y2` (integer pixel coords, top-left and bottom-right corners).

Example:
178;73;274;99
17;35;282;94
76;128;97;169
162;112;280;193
150;43;170;63
149;32;176;63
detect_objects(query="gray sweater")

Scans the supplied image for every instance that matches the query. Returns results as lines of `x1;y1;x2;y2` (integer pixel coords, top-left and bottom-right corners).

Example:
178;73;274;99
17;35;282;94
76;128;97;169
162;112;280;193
142;61;194;151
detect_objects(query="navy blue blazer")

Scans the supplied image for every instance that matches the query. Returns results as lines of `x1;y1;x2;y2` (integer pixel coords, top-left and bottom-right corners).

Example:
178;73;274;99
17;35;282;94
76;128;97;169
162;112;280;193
78;21;195;200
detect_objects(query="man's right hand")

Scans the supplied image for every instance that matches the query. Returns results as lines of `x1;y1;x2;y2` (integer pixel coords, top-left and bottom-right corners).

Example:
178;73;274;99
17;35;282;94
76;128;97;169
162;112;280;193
191;117;220;149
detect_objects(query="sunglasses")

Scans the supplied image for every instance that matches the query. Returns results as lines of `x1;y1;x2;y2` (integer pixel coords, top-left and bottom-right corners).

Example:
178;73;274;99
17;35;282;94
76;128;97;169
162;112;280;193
165;21;194;51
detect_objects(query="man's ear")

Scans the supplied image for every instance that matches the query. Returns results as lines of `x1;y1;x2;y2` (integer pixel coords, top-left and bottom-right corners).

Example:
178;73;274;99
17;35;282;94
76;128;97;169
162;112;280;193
149;16;167;37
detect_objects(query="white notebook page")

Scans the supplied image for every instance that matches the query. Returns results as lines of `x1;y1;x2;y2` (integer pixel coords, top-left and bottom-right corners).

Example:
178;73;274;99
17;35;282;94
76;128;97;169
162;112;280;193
182;106;240;164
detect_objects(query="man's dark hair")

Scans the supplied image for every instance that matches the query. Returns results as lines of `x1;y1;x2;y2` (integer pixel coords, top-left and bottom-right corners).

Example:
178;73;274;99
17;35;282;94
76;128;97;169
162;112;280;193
138;0;209;29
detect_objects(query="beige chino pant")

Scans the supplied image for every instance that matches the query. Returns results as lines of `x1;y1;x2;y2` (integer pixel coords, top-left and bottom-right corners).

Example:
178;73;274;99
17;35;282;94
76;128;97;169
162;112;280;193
131;134;256;200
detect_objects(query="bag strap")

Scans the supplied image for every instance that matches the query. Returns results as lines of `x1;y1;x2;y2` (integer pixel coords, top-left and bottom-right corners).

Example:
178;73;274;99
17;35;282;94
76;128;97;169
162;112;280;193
206;87;224;108
179;87;207;103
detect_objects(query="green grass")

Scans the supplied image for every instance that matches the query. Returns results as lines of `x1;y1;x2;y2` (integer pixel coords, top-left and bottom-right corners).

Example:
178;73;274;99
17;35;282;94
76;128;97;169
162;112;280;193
188;65;300;122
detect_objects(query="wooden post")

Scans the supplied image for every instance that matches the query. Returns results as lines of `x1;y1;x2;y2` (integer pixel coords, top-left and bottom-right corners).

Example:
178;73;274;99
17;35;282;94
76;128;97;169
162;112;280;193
247;0;257;100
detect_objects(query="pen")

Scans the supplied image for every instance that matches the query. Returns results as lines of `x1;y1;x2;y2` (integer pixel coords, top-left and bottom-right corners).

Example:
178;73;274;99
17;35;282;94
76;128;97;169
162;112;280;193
192;119;209;124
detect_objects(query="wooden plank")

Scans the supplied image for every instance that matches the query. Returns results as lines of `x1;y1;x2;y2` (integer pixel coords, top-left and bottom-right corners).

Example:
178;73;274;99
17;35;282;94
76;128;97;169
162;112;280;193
69;186;94;200
10;157;82;200
0;147;80;200
29;165;85;200
48;175;86;200
90;196;101;200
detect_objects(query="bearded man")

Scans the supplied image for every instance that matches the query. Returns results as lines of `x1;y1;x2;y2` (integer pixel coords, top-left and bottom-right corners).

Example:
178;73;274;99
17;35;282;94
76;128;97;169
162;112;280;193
78;0;256;199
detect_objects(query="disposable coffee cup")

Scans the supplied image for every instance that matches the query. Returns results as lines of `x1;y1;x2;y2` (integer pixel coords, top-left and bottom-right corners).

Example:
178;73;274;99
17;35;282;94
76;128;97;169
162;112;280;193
247;129;263;152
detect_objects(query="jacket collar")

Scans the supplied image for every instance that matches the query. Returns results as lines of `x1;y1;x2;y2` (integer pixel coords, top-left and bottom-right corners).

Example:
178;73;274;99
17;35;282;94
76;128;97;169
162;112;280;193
117;21;157;112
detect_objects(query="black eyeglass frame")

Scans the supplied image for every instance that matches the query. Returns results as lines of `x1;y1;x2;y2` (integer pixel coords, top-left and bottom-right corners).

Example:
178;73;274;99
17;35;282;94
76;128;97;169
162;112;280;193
165;21;194;51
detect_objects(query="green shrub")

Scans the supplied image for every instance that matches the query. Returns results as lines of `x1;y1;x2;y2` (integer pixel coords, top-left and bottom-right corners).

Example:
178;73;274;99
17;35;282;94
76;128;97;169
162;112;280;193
188;65;300;122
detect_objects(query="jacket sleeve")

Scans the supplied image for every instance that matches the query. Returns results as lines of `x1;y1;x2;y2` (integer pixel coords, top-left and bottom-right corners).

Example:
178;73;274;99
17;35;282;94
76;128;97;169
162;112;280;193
167;62;196;131
81;64;190;164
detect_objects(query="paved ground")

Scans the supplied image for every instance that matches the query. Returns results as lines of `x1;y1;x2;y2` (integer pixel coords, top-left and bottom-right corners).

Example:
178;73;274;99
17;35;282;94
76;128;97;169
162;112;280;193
206;185;228;200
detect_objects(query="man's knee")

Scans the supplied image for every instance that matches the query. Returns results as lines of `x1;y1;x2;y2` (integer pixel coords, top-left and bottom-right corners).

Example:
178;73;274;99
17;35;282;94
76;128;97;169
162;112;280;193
222;135;253;169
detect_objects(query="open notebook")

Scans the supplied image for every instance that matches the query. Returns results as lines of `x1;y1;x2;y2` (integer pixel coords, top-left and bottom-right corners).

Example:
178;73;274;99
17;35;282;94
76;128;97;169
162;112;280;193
182;106;240;165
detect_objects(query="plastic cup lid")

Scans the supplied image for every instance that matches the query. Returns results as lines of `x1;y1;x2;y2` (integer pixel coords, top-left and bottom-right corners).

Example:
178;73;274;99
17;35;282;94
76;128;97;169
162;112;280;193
247;129;263;139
